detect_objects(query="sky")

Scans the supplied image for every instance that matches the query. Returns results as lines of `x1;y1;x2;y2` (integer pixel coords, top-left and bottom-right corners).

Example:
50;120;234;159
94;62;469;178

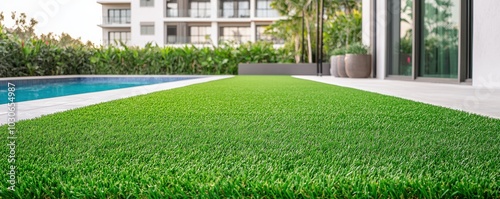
1;0;102;44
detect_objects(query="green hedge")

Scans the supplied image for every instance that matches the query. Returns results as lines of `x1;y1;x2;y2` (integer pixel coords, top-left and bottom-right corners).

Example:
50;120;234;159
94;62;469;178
0;35;295;77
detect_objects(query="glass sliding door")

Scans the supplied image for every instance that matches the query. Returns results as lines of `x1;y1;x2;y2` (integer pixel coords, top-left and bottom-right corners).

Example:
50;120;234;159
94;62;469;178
419;0;460;78
389;0;413;76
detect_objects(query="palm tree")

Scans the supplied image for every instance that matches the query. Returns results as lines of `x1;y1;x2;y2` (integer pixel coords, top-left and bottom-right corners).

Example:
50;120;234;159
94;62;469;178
272;0;315;63
267;18;302;63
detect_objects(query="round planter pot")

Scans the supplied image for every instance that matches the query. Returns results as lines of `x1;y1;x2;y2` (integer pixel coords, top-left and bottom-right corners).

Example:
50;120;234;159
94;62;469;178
330;56;340;77
336;55;348;77
345;54;371;78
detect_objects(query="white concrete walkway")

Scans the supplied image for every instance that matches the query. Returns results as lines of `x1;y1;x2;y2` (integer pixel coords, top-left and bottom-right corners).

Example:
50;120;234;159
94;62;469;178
1;75;233;125
294;76;500;119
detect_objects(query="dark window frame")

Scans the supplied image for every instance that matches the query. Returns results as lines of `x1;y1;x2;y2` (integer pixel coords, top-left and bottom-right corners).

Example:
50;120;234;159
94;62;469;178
220;0;250;18
107;9;131;24
219;26;251;43
188;26;211;44
140;0;154;7
256;0;278;17
386;0;473;83
108;31;131;45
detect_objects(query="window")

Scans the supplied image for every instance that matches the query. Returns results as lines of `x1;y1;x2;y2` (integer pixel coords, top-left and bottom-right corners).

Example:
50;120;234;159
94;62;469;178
108;31;131;45
220;0;250;18
107;9;131;24
256;25;283;44
256;0;278;17
190;0;210;18
166;26;177;44
237;1;250;17
189;26;210;44
222;1;234;17
166;0;178;17
220;26;250;43
141;24;155;35
140;0;154;7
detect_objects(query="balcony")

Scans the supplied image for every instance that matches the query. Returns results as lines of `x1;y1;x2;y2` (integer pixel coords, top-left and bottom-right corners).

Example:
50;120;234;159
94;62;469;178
101;17;131;26
257;37;285;45
103;39;131;46
97;0;131;4
219;36;251;44
166;9;211;18
256;9;280;18
165;36;211;45
219;9;250;18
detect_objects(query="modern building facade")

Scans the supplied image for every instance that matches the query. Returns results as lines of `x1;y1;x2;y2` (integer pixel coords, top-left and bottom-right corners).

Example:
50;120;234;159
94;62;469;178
97;0;284;47
362;0;500;88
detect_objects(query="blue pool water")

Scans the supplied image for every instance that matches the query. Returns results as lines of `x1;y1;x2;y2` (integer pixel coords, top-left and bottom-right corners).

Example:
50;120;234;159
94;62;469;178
0;77;198;104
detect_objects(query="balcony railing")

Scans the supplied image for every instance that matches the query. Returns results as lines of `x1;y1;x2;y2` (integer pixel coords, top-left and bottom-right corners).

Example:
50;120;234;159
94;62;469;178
165;36;211;44
219;36;251;44
257;37;285;44
255;9;280;18
103;39;131;46
166;9;211;18
102;16;131;25
219;9;250;18
190;9;211;18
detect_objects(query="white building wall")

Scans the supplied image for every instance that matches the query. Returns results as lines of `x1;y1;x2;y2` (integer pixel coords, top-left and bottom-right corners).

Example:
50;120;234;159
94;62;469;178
100;0;283;47
131;0;165;46
101;4;130;17
211;22;219;45
375;0;387;80
361;0;371;46
100;4;131;44
472;0;500;88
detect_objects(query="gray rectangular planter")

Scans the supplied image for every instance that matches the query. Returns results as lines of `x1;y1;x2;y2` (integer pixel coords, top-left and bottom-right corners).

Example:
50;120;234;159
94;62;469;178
238;63;331;75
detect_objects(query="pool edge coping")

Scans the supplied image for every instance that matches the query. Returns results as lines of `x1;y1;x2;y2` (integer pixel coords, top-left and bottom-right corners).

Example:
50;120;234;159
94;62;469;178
1;75;234;125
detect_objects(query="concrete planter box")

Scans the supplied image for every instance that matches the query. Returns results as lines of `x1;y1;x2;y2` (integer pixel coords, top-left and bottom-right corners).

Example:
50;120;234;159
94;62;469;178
238;63;331;75
330;56;340;77
337;55;348;77
345;54;371;78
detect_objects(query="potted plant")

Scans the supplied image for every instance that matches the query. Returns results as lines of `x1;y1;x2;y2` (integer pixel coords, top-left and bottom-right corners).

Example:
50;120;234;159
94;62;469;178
337;47;349;77
330;47;346;77
345;42;371;78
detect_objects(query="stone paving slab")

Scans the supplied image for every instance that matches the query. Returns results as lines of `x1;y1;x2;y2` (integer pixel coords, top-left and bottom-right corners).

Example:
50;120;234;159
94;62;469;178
294;76;500;119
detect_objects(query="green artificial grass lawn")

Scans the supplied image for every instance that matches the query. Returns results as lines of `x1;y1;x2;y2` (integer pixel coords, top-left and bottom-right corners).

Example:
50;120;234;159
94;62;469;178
1;76;500;198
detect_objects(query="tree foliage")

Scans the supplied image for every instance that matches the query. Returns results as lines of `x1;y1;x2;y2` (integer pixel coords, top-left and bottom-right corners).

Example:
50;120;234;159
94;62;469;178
0;12;295;77
269;0;362;61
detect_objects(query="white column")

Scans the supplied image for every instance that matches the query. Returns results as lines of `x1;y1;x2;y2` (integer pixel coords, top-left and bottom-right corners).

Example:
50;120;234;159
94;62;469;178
362;0;371;46
211;0;219;18
472;0;500;88
154;0;165;46
211;21;219;47
376;0;387;79
250;0;256;19
250;22;256;42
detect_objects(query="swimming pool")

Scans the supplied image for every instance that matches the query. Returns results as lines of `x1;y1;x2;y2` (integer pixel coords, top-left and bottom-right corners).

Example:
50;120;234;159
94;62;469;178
0;76;199;104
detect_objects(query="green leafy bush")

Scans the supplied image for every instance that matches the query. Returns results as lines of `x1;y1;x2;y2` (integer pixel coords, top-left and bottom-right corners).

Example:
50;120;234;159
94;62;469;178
0;12;297;77
0;13;294;77
324;10;363;55
330;46;347;56
0;38;294;77
345;42;369;55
